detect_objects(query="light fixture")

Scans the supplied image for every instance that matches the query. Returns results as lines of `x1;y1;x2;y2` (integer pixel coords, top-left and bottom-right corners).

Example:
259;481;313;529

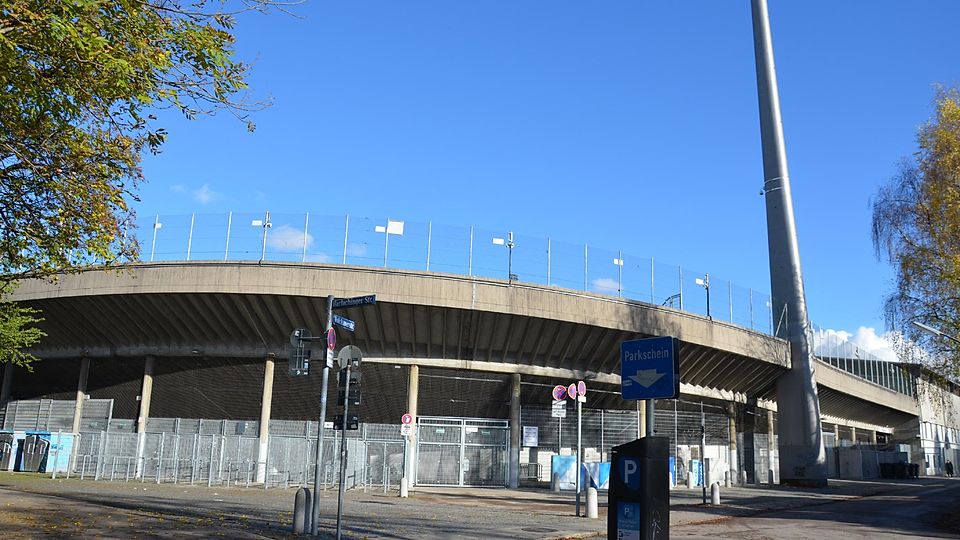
375;219;405;267
695;273;711;319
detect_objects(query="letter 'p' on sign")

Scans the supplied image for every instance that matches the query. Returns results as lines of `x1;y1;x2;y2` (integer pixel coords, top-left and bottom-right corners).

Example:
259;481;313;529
622;457;641;491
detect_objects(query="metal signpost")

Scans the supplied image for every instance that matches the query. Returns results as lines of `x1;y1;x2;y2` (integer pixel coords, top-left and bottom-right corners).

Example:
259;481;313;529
613;336;681;539
335;345;363;540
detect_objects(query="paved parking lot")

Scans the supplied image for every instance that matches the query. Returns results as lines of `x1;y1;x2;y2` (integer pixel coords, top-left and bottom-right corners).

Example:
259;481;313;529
0;473;957;538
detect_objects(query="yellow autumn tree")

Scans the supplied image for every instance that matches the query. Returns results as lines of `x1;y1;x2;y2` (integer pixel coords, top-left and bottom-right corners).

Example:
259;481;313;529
873;88;960;378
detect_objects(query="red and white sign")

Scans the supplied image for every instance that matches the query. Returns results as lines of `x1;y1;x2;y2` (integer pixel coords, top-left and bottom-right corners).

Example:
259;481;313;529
327;327;336;351
401;413;413;425
577;381;586;397
552;385;567;401
567;383;578;399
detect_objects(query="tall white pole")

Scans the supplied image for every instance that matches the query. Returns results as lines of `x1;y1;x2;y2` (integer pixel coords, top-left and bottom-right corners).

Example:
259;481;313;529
224;212;232;260
751;0;826;486
342;215;349;264
302;212;309;262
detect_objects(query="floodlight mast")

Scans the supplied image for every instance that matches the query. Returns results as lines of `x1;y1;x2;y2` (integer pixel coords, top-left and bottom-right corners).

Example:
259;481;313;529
752;0;827;486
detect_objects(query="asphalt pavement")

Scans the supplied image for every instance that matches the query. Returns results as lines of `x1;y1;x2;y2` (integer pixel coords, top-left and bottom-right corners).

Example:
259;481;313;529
0;473;957;539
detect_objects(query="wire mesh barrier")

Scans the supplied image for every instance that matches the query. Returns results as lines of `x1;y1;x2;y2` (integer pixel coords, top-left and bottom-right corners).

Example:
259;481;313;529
131;212;789;337
68;419;407;491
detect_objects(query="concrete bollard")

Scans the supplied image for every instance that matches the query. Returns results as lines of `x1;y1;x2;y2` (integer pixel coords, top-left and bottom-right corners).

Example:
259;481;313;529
586;487;598;519
741;470;748;485
292;487;312;534
400;476;409;498
687;471;695;489
552;473;561;492
724;470;731;488
711;482;720;505
768;469;775;486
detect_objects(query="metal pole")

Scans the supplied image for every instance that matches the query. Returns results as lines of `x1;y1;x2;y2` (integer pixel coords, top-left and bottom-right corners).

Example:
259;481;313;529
342;215;349;264
617;250;623;297
468;226;474;275
705;274;711;319
701;402;707;504
186;213;195;261
749;288;754;329
575;398;582;517
150;214;159;262
678;265;684;310
383;219;390;267
335;362;352;540
311;295;334;536
729;281;734;322
302;212;310;263
259;210;270;264
426;221;432;271
646;399;655;437
546;237;551;286
651;257;655;303
224;212;232;260
583;244;588;291
752;0;826;485
507;232;514;283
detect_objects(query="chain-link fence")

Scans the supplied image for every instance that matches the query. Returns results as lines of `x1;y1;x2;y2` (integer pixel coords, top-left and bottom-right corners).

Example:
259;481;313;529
132;212;788;337
68;418;407;492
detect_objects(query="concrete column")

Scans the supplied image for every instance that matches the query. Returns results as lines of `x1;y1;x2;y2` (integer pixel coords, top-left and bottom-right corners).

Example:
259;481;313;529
135;355;155;477
72;357;91;434
833;423;839;444
767;409;775;484
728;408;738;484
871;430;878;445
850;427;857;446
0;362;14;404
256;356;275;483
402;365;419;495
509;373;521;489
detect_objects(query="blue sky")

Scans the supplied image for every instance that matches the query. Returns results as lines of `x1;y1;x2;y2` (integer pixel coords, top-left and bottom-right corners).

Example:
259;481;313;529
134;1;960;352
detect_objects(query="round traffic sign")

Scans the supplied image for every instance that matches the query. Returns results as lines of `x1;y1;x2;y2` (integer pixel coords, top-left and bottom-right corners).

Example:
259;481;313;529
401;413;413;425
552;385;567;401
327;327;336;351
577;380;586;396
567;383;578;399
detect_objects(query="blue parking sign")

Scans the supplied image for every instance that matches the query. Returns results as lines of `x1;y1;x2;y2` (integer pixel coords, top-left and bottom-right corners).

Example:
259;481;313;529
620;337;680;400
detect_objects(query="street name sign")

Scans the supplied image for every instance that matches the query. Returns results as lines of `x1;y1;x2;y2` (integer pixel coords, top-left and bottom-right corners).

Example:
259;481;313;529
620;336;680;400
332;295;376;309
332;314;355;332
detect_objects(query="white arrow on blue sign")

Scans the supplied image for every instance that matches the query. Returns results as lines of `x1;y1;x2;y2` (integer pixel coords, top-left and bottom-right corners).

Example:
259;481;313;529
620;336;680;400
332;314;355;332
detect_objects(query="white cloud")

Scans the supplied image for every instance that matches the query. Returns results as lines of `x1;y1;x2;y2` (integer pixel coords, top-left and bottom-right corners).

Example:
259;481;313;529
591;277;619;295
305;252;333;263
346;243;367;258
170;184;186;193
813;326;900;363
267;224;314;252
193;184;218;204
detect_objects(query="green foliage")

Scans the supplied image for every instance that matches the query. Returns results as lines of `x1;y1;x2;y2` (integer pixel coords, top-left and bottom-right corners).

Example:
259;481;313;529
0;297;44;369
0;0;268;284
0;1;275;364
873;88;960;378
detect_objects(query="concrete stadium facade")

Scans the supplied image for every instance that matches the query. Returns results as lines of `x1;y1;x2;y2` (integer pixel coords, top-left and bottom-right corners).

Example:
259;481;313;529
1;261;951;486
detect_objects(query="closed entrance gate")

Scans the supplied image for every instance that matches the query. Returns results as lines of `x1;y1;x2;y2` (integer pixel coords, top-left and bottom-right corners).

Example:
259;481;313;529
416;417;508;487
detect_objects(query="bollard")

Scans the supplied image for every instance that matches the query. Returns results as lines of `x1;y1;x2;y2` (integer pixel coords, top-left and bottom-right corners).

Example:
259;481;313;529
768;469;774;486
293;487;312;534
687;471;694;489
552;473;561;492
741;470;748;485
724;470;731;488
586;487;598;519
400;475;409;498
711;482;720;505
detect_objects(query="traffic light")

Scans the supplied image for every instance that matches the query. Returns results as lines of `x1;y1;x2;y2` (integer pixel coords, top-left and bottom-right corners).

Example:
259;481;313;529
333;413;360;431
